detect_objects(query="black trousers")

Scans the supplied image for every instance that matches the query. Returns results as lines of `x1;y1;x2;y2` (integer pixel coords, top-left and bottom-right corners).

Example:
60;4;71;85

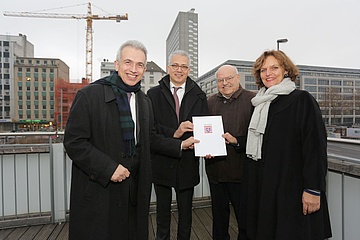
154;184;194;240
209;182;249;240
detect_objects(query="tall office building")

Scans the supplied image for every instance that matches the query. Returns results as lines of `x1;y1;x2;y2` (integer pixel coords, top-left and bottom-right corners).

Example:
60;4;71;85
0;33;34;131
166;9;198;80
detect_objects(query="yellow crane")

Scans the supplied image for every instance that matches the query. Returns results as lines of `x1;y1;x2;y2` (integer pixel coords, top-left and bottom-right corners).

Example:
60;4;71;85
4;2;128;82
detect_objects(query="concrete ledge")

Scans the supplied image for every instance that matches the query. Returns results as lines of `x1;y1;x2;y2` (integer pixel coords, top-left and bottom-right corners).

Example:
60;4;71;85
328;158;360;177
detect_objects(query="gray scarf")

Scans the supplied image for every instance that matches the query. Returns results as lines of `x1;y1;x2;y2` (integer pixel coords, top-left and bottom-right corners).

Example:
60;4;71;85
246;78;296;160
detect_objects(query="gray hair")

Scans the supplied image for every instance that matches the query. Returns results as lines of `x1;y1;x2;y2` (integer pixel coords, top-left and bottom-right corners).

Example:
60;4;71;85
215;64;239;77
116;40;147;63
168;50;191;66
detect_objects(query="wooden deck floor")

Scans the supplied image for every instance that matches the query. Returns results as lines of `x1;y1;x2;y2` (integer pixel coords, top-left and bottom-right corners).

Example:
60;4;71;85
0;206;239;240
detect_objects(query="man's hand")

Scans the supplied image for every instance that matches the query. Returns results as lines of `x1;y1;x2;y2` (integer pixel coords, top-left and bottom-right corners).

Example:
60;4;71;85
302;191;320;215
174;121;193;138
222;132;237;145
111;164;130;183
182;136;199;150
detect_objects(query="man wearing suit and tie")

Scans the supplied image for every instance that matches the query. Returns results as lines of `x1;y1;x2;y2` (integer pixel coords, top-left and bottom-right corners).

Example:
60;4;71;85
147;50;208;240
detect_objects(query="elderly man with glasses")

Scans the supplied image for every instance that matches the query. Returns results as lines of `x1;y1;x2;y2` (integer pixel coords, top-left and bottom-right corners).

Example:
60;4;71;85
205;64;256;240
147;50;208;240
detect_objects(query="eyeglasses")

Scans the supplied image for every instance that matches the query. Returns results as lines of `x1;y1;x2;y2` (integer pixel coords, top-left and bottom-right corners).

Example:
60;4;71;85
217;75;236;83
169;64;189;71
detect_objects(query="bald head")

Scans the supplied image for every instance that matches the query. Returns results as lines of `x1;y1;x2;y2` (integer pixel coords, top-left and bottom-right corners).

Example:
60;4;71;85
216;65;240;98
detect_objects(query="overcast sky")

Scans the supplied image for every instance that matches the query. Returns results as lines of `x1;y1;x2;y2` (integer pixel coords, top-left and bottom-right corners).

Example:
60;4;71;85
1;0;359;82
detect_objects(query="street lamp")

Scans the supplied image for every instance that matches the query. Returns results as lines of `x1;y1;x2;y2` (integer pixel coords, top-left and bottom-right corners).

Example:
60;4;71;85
277;38;288;50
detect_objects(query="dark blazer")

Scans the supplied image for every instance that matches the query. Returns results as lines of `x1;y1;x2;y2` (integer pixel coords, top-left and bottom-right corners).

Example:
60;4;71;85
246;90;332;240
147;75;208;189
64;82;181;240
206;87;255;183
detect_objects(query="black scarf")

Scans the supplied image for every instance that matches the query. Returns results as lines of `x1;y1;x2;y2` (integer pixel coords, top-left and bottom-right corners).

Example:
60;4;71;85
93;72;141;156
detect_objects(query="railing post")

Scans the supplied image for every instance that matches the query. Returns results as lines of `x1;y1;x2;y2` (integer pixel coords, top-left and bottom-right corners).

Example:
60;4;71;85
49;135;55;224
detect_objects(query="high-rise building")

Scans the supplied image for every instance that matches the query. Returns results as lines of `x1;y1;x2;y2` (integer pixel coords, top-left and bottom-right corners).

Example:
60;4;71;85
196;60;360;126
166;9;198;80
0;33;34;131
100;60;166;93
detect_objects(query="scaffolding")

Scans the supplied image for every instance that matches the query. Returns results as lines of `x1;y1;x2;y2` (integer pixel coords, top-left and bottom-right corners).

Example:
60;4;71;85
54;79;88;130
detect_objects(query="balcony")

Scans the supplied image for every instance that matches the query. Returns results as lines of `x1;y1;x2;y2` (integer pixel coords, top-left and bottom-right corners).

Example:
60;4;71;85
0;132;359;240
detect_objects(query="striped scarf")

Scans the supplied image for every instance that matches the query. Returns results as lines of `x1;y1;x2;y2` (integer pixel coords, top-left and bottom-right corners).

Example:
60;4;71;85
93;72;140;156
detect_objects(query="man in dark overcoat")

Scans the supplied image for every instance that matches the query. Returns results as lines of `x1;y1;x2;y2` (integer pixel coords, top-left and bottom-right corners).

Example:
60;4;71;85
147;50;208;239
64;41;197;240
206;65;255;240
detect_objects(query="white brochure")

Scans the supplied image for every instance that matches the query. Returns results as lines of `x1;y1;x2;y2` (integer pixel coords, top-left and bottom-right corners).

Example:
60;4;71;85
192;116;227;157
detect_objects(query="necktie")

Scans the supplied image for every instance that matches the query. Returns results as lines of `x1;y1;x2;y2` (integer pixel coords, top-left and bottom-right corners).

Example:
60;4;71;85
127;92;132;103
173;87;180;120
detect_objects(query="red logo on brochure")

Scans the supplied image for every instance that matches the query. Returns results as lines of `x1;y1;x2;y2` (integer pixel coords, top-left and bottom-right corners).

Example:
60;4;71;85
204;125;212;134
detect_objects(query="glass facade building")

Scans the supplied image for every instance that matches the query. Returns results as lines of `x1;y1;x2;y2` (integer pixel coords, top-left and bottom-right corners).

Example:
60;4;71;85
196;60;360;126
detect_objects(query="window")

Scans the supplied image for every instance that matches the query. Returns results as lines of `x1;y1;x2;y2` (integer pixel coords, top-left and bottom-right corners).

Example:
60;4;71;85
304;78;317;85
245;84;258;90
344;80;354;86
331;80;341;86
305;86;317;92
318;79;329;85
318;87;328;93
343;88;353;93
245;75;255;82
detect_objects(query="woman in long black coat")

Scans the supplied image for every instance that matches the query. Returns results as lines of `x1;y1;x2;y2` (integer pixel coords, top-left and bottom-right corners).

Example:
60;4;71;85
245;50;332;240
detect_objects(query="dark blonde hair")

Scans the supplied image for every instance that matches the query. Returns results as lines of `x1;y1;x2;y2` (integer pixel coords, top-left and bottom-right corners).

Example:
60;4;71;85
252;50;299;88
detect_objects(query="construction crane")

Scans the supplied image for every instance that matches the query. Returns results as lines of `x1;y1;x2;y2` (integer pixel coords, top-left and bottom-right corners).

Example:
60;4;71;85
4;2;128;82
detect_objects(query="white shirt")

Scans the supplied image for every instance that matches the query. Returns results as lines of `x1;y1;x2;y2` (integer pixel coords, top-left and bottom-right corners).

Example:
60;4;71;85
128;92;137;144
170;82;186;106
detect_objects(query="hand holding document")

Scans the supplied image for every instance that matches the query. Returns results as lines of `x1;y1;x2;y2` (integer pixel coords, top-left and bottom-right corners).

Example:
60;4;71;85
192;116;227;157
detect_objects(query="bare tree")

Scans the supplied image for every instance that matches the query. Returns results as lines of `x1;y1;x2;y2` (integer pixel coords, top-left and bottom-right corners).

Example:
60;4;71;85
319;87;341;125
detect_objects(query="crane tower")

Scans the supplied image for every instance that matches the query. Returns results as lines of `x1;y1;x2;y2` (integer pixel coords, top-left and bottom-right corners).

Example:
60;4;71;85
4;2;128;82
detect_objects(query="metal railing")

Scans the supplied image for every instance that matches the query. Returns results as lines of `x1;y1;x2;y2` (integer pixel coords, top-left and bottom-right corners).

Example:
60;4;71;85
0;132;69;229
0;132;359;240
